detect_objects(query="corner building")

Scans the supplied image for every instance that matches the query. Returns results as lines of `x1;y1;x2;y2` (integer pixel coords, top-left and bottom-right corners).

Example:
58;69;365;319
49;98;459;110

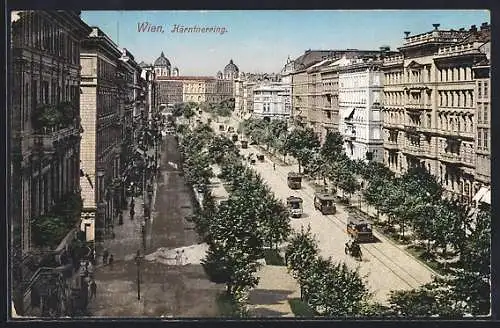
79;27;124;242
382;23;491;201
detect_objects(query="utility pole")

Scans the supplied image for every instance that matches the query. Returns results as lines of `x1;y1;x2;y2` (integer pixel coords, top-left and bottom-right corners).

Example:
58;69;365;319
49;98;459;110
134;250;143;300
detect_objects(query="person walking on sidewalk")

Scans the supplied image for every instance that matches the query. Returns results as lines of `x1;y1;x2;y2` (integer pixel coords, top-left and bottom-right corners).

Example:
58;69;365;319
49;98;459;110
273;163;276;171
90;280;97;299
103;250;109;265
108;254;114;269
130;207;135;220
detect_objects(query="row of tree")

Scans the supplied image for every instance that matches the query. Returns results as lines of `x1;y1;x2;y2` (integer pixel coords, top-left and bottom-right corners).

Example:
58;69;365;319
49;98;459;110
178;122;291;315
199;98;235;118
240;117;491;316
285;226;374;317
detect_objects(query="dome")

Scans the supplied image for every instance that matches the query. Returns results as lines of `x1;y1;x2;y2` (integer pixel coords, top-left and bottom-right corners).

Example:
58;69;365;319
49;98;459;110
216;71;223;79
224;59;239;73
154;51;171;67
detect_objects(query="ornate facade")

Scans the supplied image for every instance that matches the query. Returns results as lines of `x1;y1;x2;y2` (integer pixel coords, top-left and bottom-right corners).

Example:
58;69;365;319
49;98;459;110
381;23;491;201
338;57;384;162
79;27;125;242
10;10;91;315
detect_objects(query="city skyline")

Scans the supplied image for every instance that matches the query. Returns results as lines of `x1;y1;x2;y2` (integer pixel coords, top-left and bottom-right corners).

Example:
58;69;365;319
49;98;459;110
80;10;490;75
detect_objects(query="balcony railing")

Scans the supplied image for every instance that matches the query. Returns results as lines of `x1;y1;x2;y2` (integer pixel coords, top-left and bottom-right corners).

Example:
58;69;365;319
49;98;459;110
33;126;79;153
438;151;462;164
404;145;430;156
385;142;399;150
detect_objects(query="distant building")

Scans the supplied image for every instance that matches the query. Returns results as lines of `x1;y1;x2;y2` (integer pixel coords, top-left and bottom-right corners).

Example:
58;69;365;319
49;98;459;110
338;56;384;162
252;83;291;121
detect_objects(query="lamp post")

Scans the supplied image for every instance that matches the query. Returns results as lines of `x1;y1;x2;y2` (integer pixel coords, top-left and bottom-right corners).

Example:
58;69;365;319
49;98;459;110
134;250;144;300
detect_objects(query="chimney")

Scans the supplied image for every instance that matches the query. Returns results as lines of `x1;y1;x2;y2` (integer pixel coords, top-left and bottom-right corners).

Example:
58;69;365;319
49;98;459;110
481;22;489;30
404;31;411;38
432;23;440;30
470;25;477;32
459;28;465;31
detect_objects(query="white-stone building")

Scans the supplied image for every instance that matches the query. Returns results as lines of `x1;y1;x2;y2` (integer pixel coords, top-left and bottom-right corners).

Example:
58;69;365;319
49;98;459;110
252;83;291;121
338;57;384;162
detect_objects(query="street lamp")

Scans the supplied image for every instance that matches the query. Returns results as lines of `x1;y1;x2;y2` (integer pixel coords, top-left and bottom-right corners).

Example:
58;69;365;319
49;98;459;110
134;249;144;300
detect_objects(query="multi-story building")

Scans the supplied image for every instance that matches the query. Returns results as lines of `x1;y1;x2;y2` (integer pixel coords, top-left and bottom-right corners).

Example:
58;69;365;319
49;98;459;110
290;49;383;127
156;77;183;106
242;80;256;117
252;83;291;120
338;57;384;162
79;27;124;243
10;10;91;315
317;58;345;140
472;39;490;191
381;23;490;201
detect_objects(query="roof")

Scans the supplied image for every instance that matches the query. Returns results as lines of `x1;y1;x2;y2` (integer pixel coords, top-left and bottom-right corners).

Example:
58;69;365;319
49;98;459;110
287;196;303;202
156;76;216;81
292;49;383;71
154;51;171;67
314;192;336;200
348;217;370;225
224;59;239;73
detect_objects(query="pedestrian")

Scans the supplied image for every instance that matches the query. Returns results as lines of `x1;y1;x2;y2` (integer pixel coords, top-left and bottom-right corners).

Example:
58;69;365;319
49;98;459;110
175;250;181;265
181;249;187;265
118;212;123;225
90;280;97;299
103;250;109;265
130;207;135;220
273;163;276;171
108;254;114;268
130;198;135;210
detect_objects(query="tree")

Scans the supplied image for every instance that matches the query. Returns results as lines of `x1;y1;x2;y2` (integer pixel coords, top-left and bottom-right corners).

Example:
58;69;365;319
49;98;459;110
285;127;320;173
320;131;344;161
285;226;319;300
451;203;491;315
183;106;196;122
306;260;371;317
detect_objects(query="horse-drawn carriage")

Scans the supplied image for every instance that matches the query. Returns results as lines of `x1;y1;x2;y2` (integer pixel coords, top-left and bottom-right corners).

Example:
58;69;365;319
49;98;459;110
344;240;362;261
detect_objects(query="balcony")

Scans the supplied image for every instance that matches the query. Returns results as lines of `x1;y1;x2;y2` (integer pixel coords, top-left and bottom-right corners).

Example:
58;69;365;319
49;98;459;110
438;151;462;165
33;126;79;153
385;142;399;150
402;145;429;157
405;103;431;111
404;84;431;91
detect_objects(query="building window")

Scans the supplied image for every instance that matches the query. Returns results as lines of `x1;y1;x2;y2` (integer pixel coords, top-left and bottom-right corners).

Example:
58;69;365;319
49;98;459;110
484;103;489;123
484;81;488;98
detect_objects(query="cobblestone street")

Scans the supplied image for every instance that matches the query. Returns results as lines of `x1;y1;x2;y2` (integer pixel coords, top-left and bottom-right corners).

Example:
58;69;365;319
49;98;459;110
87;136;222;317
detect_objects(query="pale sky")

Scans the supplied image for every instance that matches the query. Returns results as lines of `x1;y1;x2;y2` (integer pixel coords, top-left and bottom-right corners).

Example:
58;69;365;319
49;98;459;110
81;10;490;75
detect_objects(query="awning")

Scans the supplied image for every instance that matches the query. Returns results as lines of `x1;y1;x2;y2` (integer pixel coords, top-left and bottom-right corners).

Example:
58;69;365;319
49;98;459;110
472;185;489;203
343;107;355;120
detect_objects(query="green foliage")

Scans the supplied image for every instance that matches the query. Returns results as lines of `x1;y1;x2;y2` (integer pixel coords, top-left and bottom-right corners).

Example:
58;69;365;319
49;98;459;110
285;226;319;282
263;249;285;266
31;213;76;249
288;298;318;317
320;130;344;161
